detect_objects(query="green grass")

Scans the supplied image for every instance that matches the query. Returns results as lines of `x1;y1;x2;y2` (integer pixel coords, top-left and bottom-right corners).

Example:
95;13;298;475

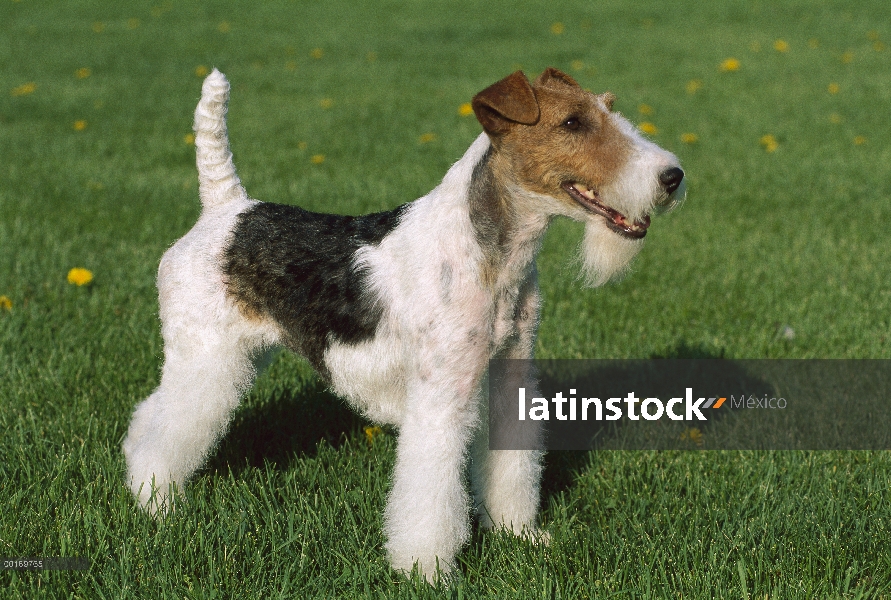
2;0;891;597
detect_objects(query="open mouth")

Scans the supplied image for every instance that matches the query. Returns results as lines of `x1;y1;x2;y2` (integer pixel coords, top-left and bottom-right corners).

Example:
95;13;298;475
562;182;650;239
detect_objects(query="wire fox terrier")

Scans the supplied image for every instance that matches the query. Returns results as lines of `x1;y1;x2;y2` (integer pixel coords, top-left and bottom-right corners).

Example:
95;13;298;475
123;67;685;580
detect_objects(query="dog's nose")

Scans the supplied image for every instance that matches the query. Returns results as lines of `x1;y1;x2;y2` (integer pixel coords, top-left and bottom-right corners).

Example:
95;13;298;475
659;167;684;195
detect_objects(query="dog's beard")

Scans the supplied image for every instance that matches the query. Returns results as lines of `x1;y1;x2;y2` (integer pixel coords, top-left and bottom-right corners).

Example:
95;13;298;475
578;220;644;287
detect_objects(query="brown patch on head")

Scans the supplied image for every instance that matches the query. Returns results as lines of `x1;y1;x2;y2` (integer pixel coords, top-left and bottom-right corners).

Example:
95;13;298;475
472;67;635;225
471;71;540;135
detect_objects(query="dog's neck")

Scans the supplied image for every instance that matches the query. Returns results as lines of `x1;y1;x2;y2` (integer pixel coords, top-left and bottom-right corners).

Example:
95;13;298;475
466;142;550;291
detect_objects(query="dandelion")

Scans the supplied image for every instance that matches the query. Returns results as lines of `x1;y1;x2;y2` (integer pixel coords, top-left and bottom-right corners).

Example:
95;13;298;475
638;122;658;135
638;104;653;115
875;42;886;52
680;427;703;446
217;21;231;33
571;59;584;71
867;31;879;41
67;268;93;286
364;426;382;444
0;296;12;311
680;132;698;144
550;22;564;35
195;65;209;77
419;133;437;143
92;22;105;33
11;82;36;97
127;18;141;30
808;38;819;49
75;67;91;79
829;113;842;124
773;39;789;52
720;57;740;71
854;136;867;145
298;141;307;150
319;98;333;109
458;102;473;117
310;48;323;59
73;120;87;131
760;134;778;152
285;60;297;71
827;82;839;94
184;133;195;145
841;51;854;64
685;79;702;94
311;154;325;164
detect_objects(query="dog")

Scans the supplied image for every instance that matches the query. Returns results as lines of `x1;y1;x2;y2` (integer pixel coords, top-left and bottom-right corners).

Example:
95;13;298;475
123;67;684;581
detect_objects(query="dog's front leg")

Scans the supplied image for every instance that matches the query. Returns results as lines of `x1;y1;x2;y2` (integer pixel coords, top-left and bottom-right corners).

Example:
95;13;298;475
470;273;546;539
383;373;480;582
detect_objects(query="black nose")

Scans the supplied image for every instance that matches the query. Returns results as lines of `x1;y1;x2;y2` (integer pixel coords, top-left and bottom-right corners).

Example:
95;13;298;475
659;167;684;195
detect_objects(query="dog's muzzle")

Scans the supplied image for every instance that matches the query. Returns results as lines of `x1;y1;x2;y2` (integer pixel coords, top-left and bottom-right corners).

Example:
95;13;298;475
654;167;685;214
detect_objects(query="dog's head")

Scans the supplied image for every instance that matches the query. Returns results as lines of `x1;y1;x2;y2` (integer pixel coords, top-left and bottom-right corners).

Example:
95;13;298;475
472;68;685;286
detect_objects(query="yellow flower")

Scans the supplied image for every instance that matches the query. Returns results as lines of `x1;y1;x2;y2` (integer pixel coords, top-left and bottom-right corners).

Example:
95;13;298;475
720;58;740;71
298;141;307;150
875;41;886;52
73;120;88;131
685;79;702;94
680;132;698;144
92;22;105;33
760;134;778;152
867;31;879;41
638;122;658;135
570;59;584;71
680;427;704;446
75;67;92;79
184;133;195;145
458;102;473;117
854;136;867;145
218;21;231;33
841;51;854;64
310;48;323;59
11;82;36;97
319;98;333;109
773;39;789;52
550;22;564;35
67;268;93;286
419;133;437;143
827;83;839;94
195;65;209;77
311;154;325;164
808;38;819;49
364;426;382;444
638;104;653;115
127;18;141;30
285;60;298;71
829;113;842;124
0;295;12;311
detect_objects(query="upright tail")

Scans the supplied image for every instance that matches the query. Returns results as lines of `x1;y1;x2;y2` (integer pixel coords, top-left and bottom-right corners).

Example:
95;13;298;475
193;69;247;209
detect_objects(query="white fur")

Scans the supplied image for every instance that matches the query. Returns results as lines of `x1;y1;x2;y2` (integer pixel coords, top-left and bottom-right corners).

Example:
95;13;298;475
123;69;683;582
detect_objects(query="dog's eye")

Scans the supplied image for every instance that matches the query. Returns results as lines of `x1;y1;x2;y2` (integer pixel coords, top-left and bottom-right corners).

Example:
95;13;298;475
562;117;581;131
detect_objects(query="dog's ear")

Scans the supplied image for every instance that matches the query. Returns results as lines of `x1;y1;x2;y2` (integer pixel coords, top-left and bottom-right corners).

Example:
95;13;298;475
472;71;540;135
534;67;580;89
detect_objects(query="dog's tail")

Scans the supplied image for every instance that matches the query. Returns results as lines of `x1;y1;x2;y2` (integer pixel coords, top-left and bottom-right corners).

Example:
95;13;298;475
193;69;247;209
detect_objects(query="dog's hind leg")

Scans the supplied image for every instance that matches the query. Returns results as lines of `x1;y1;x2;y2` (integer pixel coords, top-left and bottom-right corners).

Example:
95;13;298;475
122;280;269;511
123;334;260;510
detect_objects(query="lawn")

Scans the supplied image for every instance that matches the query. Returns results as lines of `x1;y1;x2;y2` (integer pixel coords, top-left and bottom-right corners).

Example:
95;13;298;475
1;0;890;597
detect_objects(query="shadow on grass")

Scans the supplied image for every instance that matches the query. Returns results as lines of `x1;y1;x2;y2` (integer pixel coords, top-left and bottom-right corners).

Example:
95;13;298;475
203;378;365;477
539;341;727;504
